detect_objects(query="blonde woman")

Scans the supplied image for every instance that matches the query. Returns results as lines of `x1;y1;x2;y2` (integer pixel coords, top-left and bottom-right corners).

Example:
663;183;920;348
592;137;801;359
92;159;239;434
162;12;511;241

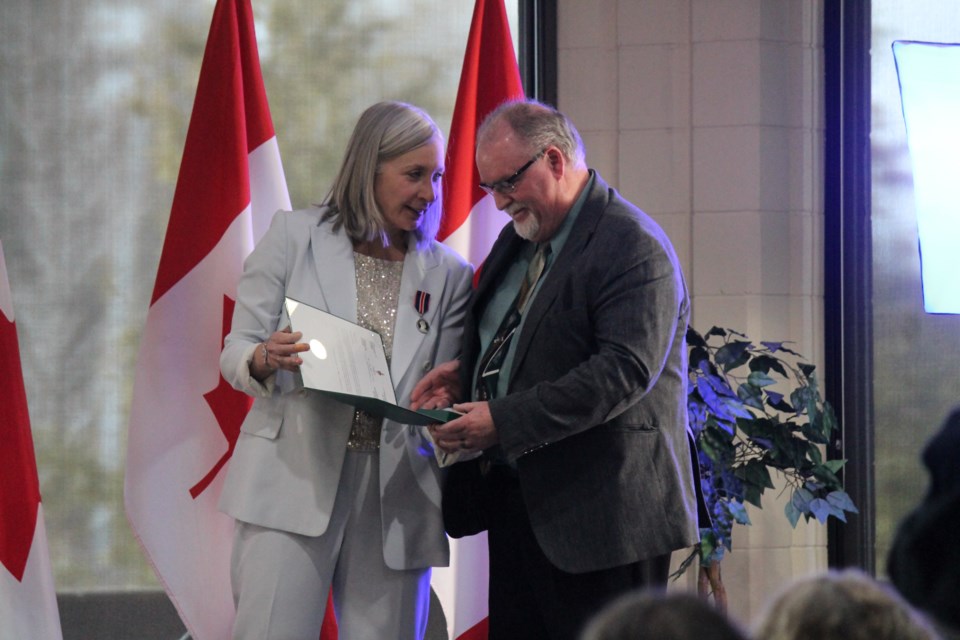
218;101;472;639
752;569;941;640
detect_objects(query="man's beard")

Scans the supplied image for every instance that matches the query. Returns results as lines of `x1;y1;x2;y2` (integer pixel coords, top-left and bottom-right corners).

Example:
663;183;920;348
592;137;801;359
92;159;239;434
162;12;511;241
509;206;540;241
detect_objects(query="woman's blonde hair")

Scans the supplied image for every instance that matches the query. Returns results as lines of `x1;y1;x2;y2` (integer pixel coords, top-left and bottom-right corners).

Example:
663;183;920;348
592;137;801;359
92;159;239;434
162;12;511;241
753;569;941;640
322;101;443;249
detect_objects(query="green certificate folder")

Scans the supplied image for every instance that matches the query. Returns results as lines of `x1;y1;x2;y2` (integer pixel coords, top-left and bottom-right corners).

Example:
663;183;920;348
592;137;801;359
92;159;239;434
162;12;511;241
284;297;457;426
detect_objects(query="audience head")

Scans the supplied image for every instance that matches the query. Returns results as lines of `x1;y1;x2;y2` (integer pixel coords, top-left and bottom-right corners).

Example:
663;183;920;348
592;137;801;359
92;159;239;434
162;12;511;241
888;408;960;635
752;569;940;640
580;589;749;640
323;100;443;249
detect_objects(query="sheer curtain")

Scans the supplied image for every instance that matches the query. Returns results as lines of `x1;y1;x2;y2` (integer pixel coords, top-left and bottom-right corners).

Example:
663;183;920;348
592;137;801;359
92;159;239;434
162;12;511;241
0;0;516;591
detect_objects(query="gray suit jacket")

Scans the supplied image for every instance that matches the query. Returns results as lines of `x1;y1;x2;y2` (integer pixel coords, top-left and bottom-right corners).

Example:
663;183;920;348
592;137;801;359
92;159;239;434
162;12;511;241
455;172;699;573
218;208;472;570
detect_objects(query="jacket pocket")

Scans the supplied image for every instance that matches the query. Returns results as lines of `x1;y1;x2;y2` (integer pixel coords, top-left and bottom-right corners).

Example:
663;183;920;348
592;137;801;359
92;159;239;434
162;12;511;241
239;399;283;439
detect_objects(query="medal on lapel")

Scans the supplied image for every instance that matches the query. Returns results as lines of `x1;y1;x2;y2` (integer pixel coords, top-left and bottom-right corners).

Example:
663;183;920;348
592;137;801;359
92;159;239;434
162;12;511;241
414;290;430;334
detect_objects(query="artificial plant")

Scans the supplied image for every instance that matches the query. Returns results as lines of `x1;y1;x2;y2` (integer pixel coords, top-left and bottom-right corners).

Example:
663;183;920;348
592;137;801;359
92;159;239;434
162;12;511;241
676;326;858;607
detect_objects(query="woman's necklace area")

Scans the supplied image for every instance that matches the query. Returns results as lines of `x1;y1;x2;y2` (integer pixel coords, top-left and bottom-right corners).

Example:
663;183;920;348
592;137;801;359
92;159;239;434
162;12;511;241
353;235;406;261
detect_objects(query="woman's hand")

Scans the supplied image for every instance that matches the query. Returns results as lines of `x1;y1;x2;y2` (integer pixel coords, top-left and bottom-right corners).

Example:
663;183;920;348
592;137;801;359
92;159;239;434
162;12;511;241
251;326;309;380
410;359;461;410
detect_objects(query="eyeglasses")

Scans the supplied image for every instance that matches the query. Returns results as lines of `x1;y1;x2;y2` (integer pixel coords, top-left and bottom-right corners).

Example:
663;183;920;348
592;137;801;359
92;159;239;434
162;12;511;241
478;148;547;196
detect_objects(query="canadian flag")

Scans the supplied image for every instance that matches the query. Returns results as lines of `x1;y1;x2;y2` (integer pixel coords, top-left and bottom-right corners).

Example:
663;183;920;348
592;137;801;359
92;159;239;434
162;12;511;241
432;0;525;638
123;1;297;638
0;238;64;640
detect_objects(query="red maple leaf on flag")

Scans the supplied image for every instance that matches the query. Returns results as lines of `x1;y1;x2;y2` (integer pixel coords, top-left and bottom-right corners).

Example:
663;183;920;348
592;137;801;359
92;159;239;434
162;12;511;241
124;2;292;637
192;295;250;499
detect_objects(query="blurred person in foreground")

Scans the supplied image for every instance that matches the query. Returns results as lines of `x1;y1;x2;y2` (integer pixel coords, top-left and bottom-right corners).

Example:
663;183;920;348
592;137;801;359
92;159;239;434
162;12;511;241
888;407;960;639
752;568;941;640
218;101;472;639
411;99;700;639
580;590;749;640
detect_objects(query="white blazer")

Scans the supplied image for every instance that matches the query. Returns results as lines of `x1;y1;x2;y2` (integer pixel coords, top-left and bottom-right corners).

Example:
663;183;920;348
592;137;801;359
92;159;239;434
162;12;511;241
218;207;473;570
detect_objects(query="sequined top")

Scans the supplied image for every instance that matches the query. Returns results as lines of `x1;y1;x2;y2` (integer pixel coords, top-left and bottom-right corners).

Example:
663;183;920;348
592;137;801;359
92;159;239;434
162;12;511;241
347;252;404;451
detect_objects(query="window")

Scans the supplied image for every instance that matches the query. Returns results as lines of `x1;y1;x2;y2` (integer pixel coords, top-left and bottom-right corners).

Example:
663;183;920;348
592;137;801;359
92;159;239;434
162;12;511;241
0;0;521;596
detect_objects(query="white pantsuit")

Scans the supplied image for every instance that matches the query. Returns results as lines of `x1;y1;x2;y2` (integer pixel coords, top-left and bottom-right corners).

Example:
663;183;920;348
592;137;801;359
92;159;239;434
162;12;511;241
219;208;472;638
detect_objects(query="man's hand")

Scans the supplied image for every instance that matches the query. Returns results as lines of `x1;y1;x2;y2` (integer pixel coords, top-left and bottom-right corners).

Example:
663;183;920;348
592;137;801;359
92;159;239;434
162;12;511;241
410;359;462;410
428;401;498;455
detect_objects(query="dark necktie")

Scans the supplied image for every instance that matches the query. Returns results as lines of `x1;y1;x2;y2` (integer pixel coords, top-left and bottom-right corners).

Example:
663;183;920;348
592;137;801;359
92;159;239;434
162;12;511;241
475;243;551;401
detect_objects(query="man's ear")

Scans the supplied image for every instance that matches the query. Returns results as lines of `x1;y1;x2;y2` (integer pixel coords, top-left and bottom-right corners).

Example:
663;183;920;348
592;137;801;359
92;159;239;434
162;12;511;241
544;146;565;179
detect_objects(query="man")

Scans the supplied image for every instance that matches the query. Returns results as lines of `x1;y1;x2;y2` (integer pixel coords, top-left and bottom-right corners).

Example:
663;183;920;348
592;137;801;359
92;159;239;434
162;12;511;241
412;100;699;639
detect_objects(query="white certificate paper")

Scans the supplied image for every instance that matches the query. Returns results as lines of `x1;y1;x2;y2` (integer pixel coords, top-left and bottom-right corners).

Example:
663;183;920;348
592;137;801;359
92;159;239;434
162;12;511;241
284;297;456;427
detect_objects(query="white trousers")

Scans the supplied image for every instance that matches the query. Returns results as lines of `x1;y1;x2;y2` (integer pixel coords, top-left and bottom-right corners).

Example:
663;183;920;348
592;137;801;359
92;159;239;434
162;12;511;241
230;450;432;640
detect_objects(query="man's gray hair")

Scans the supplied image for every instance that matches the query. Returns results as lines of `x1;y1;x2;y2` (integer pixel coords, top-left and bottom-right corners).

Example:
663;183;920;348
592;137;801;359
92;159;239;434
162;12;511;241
477;99;586;168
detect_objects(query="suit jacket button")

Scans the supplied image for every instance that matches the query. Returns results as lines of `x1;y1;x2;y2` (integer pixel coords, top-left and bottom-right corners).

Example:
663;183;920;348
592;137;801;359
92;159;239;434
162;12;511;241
423;361;431;372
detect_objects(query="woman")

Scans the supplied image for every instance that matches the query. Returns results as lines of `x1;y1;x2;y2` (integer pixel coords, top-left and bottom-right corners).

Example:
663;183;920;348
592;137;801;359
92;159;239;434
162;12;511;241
218;101;472;639
752;569;941;640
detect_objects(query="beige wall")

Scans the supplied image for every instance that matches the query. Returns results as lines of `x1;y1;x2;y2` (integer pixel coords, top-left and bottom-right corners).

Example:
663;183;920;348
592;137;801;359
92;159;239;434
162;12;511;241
556;0;827;625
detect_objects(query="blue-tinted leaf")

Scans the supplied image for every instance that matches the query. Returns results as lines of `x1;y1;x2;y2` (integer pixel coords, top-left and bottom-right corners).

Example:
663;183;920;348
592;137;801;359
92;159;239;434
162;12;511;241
765;389;784;404
687;400;707;432
743;460;775;489
689;345;710;368
750;437;774;451
812;464;842;487
749;354;789;379
737;383;765;410
808;443;823;465
697;372;736;398
826;504;847;522
778;344;803;357
686;326;707;348
803;481;820;494
766;391;794;413
792;487;814;511
743;486;763;508
716;340;752;369
820;403;839;439
698;534;717;564
727;501;752;525
706;326;727;339
785;500;802;527
808;498;832;523
801;420;830;445
761;340;784;352
790;387;815;416
821;459;846;474
698;375;753;422
720;396;754;420
826;490;859;514
747;371;777;388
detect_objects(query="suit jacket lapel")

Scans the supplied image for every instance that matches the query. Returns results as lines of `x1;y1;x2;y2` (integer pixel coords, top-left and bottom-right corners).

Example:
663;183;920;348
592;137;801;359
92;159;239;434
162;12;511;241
309;218;357;321
474;231;526;314
458;228;523;390
391;242;442;390
511;175;608;375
